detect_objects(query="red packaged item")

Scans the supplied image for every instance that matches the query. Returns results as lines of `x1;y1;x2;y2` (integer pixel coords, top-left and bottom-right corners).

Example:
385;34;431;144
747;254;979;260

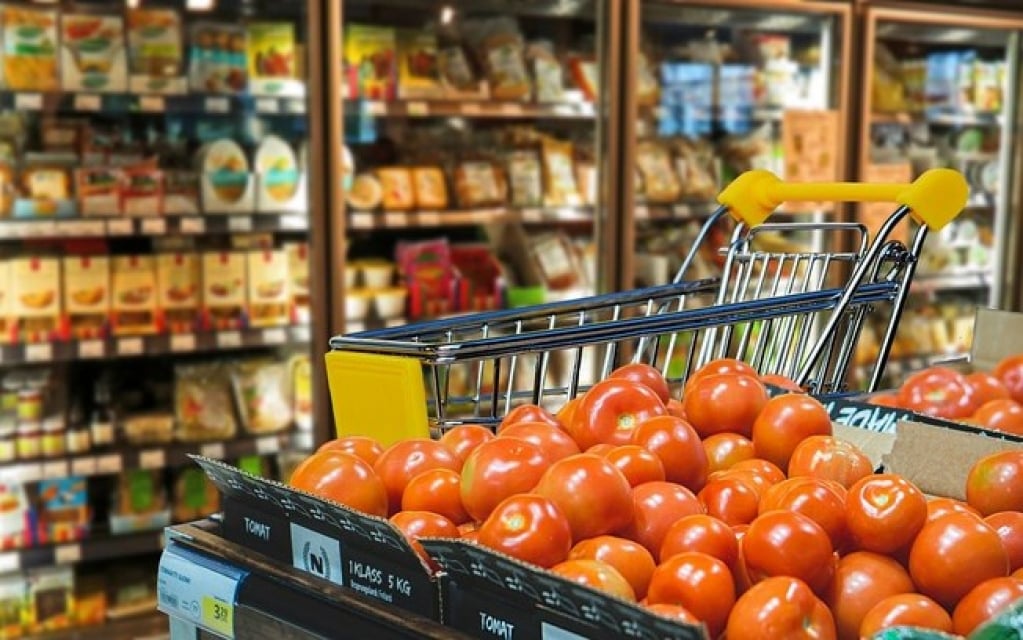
396;239;454;320
451;245;504;312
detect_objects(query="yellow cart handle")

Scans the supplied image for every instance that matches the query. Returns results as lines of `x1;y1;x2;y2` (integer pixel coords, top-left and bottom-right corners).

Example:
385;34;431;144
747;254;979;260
717;168;969;231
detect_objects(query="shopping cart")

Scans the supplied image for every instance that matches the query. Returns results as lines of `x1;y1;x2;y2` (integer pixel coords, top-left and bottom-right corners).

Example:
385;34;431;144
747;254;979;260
326;169;968;442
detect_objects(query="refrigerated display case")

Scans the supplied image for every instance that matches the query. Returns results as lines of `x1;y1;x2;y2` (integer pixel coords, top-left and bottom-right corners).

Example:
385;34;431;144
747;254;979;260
856;4;1023;387
331;0;627;332
0;1;330;636
624;0;852;290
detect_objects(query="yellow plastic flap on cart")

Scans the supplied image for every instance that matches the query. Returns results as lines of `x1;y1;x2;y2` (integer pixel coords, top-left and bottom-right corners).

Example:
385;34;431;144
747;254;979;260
325;351;430;446
718;168;968;231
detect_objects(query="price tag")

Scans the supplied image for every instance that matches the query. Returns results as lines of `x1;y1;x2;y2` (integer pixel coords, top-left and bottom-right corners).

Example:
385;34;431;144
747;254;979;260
170;333;197;353
140;449;166;470
141;218;167;235
216;331;242;349
78;340;105;359
0;553;18;575
285;99;306;114
205;97;230;113
71;457;97;477
279;215;307;230
350;213;372;230
139;96;165;112
384;212;408;228
61;220;106;237
107;219;133;236
499;102;524;116
256;436;279;455
635;206;650;220
43;461;68;479
20;464;43;484
417;211;440;226
201;443;226;460
460;102;482;116
97;454;123;474
261;328;287;345
55;544;82;565
25;343;52;362
255;98;279;113
118;337;144;356
158;545;246;639
74;94;102;111
365;101;386;116
228;216;253;232
14;93;42;110
407;101;428;116
180;217;206;234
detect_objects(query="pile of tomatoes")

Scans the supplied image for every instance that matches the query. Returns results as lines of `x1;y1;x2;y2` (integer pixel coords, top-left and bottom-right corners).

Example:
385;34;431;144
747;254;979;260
290;359;1023;640
871;355;1023;436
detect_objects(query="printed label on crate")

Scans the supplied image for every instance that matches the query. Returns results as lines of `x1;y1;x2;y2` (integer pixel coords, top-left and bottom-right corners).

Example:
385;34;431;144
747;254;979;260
158;543;247;639
819;397;917;433
290;522;343;586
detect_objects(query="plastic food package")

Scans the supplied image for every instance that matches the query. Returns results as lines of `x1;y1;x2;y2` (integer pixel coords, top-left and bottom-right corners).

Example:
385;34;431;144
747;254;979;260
376;167;414;211
1;6;59;91
122;412;174;445
290;354;312;432
60;12;128;92
529;232;581;291
109;470;169;534
541;137;581;207
411;167;448;210
507;150;542;207
174;362;237;442
397;30;442;99
465;17;530;101
346;173;383;210
188;22;247;94
343;24;396;100
454;161;503;208
172;467;220;523
636;141;681;203
231;360;292;434
528;41;563;102
438;45;476;91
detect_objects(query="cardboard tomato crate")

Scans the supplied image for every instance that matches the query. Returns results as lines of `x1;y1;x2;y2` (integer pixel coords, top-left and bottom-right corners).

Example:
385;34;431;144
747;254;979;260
191;457;445;621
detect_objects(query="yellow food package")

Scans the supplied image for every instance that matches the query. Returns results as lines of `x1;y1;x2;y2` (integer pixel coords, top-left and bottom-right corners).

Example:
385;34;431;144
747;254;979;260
636;141;681;204
2;6;59;91
541;137;581;207
376;167;414;211
411;167;448;210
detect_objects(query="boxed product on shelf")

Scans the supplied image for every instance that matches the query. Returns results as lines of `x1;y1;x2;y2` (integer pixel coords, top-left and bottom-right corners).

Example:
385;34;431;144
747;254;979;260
410;166;448;210
202;251;247;330
246;249;290;328
246;22;302;97
33;477;89;545
0;5;60;92
0;482;31;551
75;168;123;216
541;137;581;206
109;470;171;534
174;362;238;442
343;24;397;101
396;29;443;99
156;252;199;333
126;8;186;94
162;171;200;216
284;242;310;324
255;135;306;213
121;412;173;445
10;256;61;343
188;21;247;94
62;255;110;340
72;574;106;628
528;40;564;102
397;239;454;320
506;150;543;207
453;160;504;209
121;166;163;217
26;566;73;634
231;359;292;434
199;139;255;213
0;572;26;638
14;166;75;219
59;12;128;93
171;467;220;523
464;17;531;101
376;167;414;211
110;255;157;336
451;245;504;313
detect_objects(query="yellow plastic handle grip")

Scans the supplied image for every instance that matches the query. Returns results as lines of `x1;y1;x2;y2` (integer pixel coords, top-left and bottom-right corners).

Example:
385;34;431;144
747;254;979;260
716;168;969;231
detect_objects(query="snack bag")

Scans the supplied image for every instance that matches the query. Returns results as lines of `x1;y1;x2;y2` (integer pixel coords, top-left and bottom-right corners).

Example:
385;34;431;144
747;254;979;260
464;17;530;101
174;362;237;442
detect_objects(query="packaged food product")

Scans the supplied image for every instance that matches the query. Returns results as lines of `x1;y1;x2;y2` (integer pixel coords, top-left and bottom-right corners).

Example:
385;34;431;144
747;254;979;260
23;167;69;202
246;22;296;90
255;135;299;207
673;138;719;199
575;160;597;206
411;166;448;210
527;41;563;102
109;470;169;534
201;252;246;330
465;17;530;101
454;161;503;208
529;232;581;290
568;56;599;102
174;362;237;442
75;168;122;216
60;12;127;92
232;359;292;434
34;477;88;545
290;353;312;431
126;9;185;93
62;255;109;340
73;575;106;628
111;255;157;335
172;467;220;523
188;22;247;93
396;238;453;319
246;249;289;328
11;257;60;342
636;51;660;106
0;162;13;217
0;482;29;550
199;139;250;207
0;573;26;638
397;29;442;99
346;173;382;210
0;259;10;342
343;24;396;100
26;567;73;634
285;242;310;323
507;150;542;207
636;141;682;203
162;170;199;215
541;137;581;207
1;6;59;91
121;412;173;445
157;252;199;333
121;167;163;216
376;167;414;211
437;45;477;93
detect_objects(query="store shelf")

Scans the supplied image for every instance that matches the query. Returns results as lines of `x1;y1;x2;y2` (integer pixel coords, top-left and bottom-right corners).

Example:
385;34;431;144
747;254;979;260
911;271;991;293
0;429;314;484
348;205;594;230
871;109;1003;127
32;612;168;640
0;214;309;242
345;98;596;120
0;530;165;576
0;325;311;367
0;91;306;116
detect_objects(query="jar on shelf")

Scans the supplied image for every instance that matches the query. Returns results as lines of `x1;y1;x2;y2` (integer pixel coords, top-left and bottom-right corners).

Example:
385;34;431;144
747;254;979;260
0;418;15;463
17;388;43;422
41;416;65;458
1;377;19;417
65;402;90;455
16;421;41;459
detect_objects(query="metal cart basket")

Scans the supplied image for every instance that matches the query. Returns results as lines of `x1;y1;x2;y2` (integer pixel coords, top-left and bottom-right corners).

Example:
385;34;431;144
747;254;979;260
326;169;968;442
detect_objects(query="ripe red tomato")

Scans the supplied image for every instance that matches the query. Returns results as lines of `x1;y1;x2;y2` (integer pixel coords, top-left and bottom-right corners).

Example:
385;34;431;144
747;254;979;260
374;439;461;515
868;393;901;408
898;367;977;419
586;443;616;456
534;454;634;541
550;559;636;601
460;438;549;522
760;477;848;551
290;450;389;517
972;399;1023;435
646;551;736;637
952;576;1023;635
967;451;1023;515
731;458;787;486
401;468;469;524
702;433;756;474
726;576;836;640
995;354;1023;403
631;415;708;491
845;474;927;554
438;425;494;464
683;374;769;439
859;593;953;638
825;551;915;640
1014;567;1023;580
609;363;671;404
987;511;1023;572
556;396;583;428
909;512;1010;609
760;373;804;393
622;481;704;555
568;379;667;449
927;497;981;523
643;603;700;625
389;510;459;567
752;394;833;471
665;398;687;420
477;494;572;568
602;445;665;487
659;514;738;568
786;436;874;490
317;436;385;466
966;372;1011;406
499;404;560;432
698;475;761;526
685;358;758;394
569;535;656;600
499;421;580;462
743;510;836;595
